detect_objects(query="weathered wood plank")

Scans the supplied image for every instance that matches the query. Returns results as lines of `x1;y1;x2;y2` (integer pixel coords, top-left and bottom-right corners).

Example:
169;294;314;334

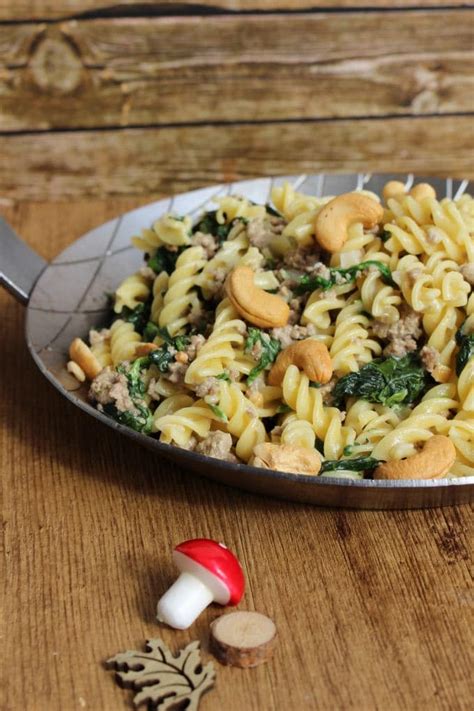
0;0;470;22
0;116;472;202
1;12;473;132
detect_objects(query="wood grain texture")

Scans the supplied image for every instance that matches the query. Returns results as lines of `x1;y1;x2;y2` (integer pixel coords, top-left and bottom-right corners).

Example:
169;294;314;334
1;12;473;131
0;116;472;202
0;0;471;21
1;199;473;711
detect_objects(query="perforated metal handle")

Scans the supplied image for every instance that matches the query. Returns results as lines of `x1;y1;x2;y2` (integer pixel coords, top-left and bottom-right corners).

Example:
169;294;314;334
0;216;47;304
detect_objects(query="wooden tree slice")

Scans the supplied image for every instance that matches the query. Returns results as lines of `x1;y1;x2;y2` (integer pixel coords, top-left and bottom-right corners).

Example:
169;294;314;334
210;611;277;668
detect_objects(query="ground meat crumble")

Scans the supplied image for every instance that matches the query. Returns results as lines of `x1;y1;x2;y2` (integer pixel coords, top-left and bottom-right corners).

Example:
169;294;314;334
195;377;221;404
193;231;219;258
420;345;440;375
271;323;317;349
89;367;137;413
371;305;422;357
282;246;321;272
195;431;237;461
247;216;286;250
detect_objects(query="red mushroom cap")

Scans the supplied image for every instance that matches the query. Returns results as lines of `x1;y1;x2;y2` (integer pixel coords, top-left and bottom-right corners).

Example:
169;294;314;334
174;538;245;605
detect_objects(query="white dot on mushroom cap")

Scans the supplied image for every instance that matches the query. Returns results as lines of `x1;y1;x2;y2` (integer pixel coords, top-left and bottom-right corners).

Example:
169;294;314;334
219;542;228;549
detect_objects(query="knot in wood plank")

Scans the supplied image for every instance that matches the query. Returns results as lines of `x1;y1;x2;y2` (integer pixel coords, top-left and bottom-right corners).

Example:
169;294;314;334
30;32;83;94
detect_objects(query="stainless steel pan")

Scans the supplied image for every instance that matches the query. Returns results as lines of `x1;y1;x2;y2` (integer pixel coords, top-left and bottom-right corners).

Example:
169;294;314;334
2;173;472;509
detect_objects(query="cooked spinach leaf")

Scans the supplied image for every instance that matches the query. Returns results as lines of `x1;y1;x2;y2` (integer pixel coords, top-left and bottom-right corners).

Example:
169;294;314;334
117;302;151;335
295;260;395;294
147;246;182;275
333;352;429;408
141;322;190;351
157;327;190;351
103;402;153;434
216;372;231;382
148;346;175;373
117;359;148;399
320;457;380;473
143;321;160;342
104;359;153;433
455;321;474;375
192;210;234;243
245;327;281;384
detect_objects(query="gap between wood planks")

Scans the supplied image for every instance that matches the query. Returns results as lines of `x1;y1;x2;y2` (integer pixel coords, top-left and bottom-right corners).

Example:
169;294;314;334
1;111;473;138
0;2;472;24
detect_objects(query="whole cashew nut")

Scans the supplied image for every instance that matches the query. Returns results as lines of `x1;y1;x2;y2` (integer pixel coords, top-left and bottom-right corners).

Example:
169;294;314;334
251;442;321;475
69;338;102;380
374;435;456;480
226;266;290;328
314;193;384;253
268;339;333;386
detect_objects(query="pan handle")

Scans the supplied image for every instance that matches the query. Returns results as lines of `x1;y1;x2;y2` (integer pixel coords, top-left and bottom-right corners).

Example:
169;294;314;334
0;216;47;305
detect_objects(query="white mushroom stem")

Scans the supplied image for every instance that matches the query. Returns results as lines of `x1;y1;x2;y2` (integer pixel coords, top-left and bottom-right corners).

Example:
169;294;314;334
157;572;214;630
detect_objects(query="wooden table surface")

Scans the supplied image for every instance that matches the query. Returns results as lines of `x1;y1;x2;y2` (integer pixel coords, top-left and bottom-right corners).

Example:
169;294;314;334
1;1;474;709
1;199;473;710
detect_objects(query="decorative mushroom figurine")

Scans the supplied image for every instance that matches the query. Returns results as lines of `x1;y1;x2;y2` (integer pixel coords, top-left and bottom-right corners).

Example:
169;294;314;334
157;538;245;630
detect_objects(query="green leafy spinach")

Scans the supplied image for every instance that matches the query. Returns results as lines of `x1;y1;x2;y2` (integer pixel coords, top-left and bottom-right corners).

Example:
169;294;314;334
333;352;429;408
103;403;153;434
455;321;474;376
295;260;395;295
117;302;151;335
245;328;281;384
192;210;234;243
147;246;183;275
103;358;153;433
320;457;380;474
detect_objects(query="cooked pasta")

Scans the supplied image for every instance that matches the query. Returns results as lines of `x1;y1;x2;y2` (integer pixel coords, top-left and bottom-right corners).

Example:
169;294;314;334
132;214;192;252
114;272;151;314
69;179;474;480
109;319;142;366
159;246;206;336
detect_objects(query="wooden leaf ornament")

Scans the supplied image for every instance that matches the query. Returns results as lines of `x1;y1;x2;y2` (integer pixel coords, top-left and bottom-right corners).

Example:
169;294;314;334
106;638;216;710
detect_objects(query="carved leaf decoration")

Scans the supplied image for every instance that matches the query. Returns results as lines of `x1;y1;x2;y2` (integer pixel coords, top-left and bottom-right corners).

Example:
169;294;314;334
106;638;216;710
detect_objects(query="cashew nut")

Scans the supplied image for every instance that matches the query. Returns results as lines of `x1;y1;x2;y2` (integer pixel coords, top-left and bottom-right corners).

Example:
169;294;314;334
374;435;456;480
409;183;436;201
268;340;333;386
314;193;384;253
135;342;158;357
67;360;86;383
251;442;321;475
226;266;290;328
69;338;102;380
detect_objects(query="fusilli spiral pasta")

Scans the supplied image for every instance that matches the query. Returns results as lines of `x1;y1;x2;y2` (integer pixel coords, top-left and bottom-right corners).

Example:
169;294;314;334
71;179;473;481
